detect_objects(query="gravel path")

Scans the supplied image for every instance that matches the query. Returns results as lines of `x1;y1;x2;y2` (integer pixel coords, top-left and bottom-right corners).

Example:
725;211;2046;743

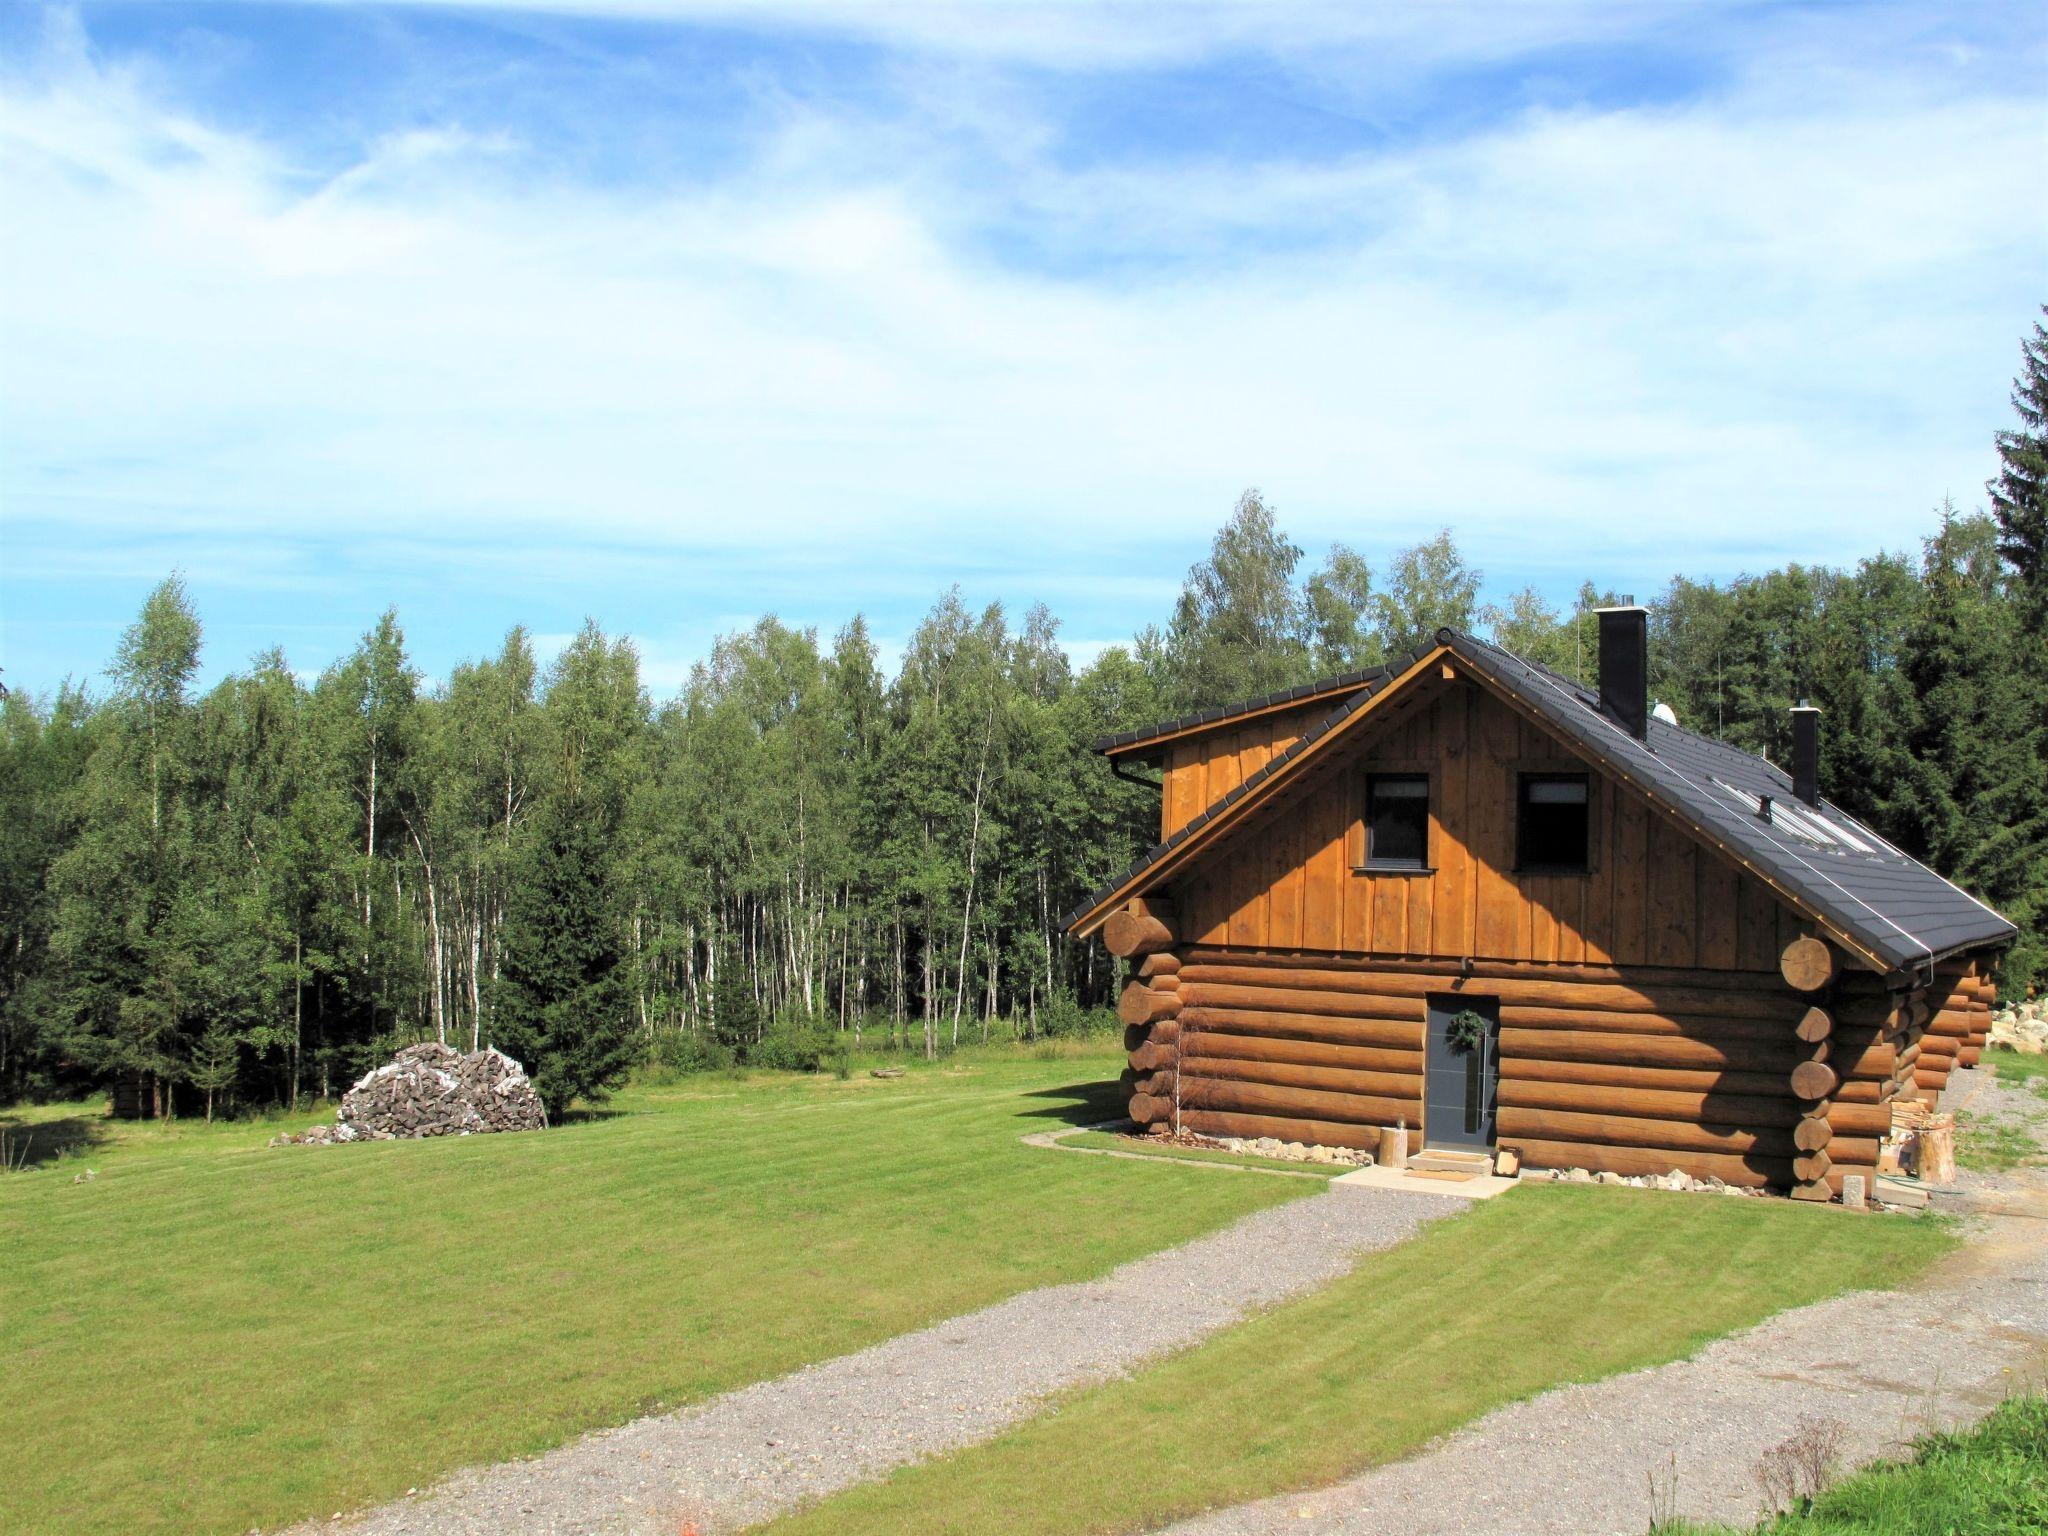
282;1184;1450;1536
1162;1085;2048;1536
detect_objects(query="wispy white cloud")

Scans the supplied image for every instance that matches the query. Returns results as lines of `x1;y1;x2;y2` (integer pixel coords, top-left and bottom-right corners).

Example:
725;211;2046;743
1;2;2042;689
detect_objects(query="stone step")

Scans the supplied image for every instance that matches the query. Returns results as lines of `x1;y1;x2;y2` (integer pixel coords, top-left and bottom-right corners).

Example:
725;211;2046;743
1411;1149;1494;1174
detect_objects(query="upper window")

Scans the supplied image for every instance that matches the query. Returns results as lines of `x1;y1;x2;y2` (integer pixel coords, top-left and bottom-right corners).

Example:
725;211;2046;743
1364;774;1430;870
1518;773;1591;873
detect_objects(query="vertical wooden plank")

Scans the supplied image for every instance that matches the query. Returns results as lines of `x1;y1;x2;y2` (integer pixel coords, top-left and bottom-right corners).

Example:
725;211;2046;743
1165;742;1194;835
1342;765;1373;955
1579;776;1614;964
1302;775;1345;952
1374;870;1407;957
1270;792;1305;950
1434;683;1472;957
1407;693;1437;951
1737;871;1779;972
1471;692;1517;959
1190;867;1228;945
1648;817;1698;967
1609;793;1650;966
1697;854;1740;970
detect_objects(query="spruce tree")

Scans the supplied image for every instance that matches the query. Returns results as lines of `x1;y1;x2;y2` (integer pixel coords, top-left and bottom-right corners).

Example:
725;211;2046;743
1989;308;2048;627
493;798;637;1116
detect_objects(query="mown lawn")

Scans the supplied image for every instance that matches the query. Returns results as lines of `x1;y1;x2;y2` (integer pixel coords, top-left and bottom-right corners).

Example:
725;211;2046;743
0;1045;1308;1536
1659;1392;2048;1534
766;1185;1956;1536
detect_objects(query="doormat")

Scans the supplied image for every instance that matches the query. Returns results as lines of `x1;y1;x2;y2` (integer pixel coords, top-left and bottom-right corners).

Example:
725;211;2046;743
1404;1169;1479;1183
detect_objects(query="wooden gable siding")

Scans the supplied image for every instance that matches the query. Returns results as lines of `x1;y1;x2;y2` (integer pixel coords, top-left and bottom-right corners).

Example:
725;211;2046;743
1173;679;1801;970
1159;701;1334;838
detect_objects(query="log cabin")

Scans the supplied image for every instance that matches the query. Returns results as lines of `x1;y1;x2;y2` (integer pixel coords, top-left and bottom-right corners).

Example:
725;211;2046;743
1067;609;2017;1200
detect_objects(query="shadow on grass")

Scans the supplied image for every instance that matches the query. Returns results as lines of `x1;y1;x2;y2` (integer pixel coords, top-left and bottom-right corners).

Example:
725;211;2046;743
0;1113;105;1170
555;1107;629;1127
1019;1079;1123;1127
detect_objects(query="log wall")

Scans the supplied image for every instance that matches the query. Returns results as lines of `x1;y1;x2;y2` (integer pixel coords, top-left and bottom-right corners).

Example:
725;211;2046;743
1124;946;1883;1196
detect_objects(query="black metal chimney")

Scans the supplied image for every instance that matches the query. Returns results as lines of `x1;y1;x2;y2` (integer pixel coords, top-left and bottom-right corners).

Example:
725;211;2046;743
1595;600;1648;740
1791;702;1821;807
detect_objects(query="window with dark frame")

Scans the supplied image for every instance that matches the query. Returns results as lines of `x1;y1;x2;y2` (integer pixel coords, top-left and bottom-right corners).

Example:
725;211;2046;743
1364;774;1430;870
1517;773;1591;872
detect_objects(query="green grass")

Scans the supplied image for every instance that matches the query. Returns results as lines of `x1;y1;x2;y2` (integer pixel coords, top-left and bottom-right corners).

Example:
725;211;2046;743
0;1046;1309;1536
1658;1393;2048;1534
1956;1109;2047;1172
1059;1130;1346;1179
1985;1046;2048;1097
765;1185;1957;1536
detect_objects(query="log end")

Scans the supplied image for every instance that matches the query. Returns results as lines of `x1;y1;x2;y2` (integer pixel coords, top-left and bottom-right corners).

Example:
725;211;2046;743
1780;935;1837;993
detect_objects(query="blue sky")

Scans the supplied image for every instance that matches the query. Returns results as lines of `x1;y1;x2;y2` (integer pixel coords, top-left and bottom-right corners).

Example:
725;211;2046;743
2;1;2044;696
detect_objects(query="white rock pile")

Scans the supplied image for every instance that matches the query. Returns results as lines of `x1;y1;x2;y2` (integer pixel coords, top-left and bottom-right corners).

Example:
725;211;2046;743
1217;1135;1373;1167
1522;1165;1764;1196
273;1043;547;1145
1988;1000;2046;1056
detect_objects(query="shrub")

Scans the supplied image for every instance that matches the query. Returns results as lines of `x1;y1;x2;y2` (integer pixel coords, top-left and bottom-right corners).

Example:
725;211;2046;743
1037;989;1118;1041
645;1029;736;1080
746;1021;848;1074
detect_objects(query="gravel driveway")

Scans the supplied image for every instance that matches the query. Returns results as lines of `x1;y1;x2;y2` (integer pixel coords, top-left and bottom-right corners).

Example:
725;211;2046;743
280;1182;1450;1536
1162;1069;2048;1536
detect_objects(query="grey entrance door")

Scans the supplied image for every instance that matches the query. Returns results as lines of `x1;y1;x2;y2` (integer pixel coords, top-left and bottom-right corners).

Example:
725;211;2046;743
1425;995;1498;1151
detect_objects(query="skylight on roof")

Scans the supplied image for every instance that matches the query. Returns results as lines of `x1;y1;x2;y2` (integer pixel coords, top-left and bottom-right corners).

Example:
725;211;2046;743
1709;779;1879;854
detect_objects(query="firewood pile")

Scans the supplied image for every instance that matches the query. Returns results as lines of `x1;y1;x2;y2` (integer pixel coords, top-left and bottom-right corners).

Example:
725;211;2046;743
273;1043;547;1144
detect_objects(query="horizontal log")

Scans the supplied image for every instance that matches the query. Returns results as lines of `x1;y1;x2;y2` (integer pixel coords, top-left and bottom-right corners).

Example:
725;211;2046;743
1137;953;1182;980
1914;1066;1949;1089
1179;1006;1422;1050
1178;1108;1382;1153
1835;1039;1897;1080
1789;1180;1833;1202
1127;1092;1169;1125
1496;1007;1815;1044
1793;1149;1832;1182
1117;983;1181;1027
1181;1055;1424;1102
1958;1046;1982;1068
1920;1034;1961;1059
1506;1137;1782;1189
1827;1101;1893;1137
1498;1106;1799;1158
1181;1031;1422;1075
1794;1006;1832;1043
1145;972;1183;994
1500;1028;1796;1073
1794;1118;1833;1153
1838;1080;1884;1104
1179;1075;1416;1129
1104;909;1174;958
1177;948;1786;993
1181;983;1423;1022
1177;963;1798;1021
1498;1078;1805;1128
1496;1056;1798;1100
